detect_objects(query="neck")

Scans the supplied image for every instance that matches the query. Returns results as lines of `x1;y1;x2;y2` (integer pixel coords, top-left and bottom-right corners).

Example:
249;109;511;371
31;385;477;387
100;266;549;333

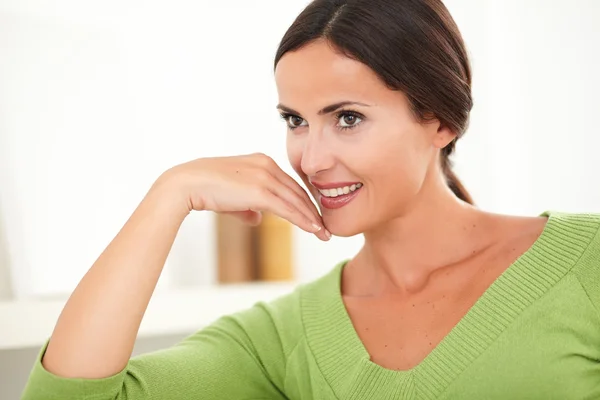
352;173;497;297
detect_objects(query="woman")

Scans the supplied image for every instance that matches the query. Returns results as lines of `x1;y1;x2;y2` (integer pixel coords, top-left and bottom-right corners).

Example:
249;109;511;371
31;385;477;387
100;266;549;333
22;0;600;399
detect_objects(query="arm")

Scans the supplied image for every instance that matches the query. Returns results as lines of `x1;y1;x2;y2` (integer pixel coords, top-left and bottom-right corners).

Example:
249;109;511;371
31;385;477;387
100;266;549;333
40;176;189;379
22;301;290;400
20;154;325;399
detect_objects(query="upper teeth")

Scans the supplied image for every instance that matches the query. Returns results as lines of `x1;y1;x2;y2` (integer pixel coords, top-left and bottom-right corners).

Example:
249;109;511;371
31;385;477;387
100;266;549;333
318;183;363;198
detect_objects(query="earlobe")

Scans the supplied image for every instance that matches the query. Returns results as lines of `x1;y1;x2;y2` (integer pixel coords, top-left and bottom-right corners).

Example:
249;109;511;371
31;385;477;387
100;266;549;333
433;124;457;149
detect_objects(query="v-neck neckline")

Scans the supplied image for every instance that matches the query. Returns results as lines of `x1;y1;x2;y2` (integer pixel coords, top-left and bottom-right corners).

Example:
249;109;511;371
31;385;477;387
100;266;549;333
300;211;597;399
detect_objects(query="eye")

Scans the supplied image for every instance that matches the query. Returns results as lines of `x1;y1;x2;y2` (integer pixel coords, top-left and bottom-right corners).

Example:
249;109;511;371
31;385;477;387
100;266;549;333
336;111;363;130
279;113;307;130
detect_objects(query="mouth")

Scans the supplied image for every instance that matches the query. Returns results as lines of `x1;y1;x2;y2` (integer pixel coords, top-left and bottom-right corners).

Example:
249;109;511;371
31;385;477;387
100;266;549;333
317;182;363;198
311;182;363;210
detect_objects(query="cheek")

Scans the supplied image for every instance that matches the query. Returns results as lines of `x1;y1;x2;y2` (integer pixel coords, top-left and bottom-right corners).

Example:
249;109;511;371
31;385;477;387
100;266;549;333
366;127;431;195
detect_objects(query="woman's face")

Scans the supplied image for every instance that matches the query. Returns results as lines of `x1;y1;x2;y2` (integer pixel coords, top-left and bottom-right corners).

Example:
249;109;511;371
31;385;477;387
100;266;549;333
275;40;453;236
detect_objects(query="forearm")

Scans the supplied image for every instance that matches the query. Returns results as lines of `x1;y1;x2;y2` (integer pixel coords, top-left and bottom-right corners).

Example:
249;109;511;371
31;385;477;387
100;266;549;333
43;179;189;379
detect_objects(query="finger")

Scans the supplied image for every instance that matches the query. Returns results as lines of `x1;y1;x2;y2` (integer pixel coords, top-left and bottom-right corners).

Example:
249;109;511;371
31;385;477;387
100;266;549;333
260;173;331;241
267;178;321;226
253;187;327;239
247;155;329;240
270;168;322;221
271;190;330;241
250;156;325;232
269;173;331;241
251;168;320;225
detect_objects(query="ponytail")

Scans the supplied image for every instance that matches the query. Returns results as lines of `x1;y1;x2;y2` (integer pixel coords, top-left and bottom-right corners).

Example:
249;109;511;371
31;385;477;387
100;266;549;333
441;142;473;205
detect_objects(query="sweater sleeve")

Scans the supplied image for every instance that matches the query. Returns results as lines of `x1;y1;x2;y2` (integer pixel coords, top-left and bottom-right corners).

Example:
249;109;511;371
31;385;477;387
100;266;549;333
572;214;600;314
20;300;291;400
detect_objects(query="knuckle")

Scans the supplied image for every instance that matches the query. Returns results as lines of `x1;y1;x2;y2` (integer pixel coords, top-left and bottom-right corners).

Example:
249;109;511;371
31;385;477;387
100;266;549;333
289;195;304;208
254;153;275;168
253;186;271;199
253;168;272;183
282;202;296;215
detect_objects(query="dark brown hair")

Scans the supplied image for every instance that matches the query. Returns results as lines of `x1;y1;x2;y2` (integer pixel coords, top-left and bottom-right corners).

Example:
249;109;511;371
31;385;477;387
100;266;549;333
274;0;474;204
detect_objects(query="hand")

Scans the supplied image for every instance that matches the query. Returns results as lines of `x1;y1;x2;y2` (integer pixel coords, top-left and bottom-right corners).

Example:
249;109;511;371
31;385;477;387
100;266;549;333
157;153;330;241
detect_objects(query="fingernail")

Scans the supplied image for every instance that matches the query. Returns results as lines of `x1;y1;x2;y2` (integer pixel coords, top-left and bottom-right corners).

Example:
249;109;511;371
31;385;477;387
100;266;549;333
325;229;331;239
312;223;322;232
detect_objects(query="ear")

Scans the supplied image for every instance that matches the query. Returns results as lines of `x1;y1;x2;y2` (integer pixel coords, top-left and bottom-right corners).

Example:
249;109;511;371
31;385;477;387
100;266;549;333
432;122;457;149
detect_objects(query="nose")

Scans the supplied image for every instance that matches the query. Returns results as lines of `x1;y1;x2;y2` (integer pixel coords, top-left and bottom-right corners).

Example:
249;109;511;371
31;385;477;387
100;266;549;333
300;127;335;177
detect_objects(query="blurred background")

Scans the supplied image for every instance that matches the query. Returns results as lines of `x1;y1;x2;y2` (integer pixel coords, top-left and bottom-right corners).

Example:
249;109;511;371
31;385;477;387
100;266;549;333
1;0;599;397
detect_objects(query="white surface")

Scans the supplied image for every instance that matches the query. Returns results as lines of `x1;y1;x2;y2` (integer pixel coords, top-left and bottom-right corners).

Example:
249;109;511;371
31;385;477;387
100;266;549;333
0;281;297;350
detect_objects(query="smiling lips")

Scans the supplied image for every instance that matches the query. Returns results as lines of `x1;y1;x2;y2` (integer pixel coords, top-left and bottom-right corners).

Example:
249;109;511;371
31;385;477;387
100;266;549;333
311;181;363;210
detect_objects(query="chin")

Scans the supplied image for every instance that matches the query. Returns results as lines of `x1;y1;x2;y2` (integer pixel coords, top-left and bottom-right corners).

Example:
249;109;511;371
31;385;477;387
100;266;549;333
321;212;364;237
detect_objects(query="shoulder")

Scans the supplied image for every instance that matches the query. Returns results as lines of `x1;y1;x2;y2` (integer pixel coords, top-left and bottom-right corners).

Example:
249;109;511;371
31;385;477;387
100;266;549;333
549;211;600;304
542;211;600;267
542;211;600;253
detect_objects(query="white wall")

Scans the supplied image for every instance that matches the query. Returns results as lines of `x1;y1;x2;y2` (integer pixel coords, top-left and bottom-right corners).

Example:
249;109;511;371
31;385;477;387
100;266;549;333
446;0;600;216
0;0;317;298
1;0;600;396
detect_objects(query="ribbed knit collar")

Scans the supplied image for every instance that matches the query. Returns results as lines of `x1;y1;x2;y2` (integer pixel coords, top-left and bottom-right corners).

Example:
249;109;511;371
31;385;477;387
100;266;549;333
300;211;600;399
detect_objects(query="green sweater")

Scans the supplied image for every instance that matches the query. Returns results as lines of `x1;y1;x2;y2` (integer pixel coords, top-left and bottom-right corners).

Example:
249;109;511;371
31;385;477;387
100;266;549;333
22;211;600;399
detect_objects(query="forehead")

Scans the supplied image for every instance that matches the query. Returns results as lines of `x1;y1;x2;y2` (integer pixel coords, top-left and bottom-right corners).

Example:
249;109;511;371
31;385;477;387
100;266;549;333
274;40;391;108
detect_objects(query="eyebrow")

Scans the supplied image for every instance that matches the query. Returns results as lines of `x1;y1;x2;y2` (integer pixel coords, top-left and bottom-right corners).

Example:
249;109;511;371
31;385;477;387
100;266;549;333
276;101;371;116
